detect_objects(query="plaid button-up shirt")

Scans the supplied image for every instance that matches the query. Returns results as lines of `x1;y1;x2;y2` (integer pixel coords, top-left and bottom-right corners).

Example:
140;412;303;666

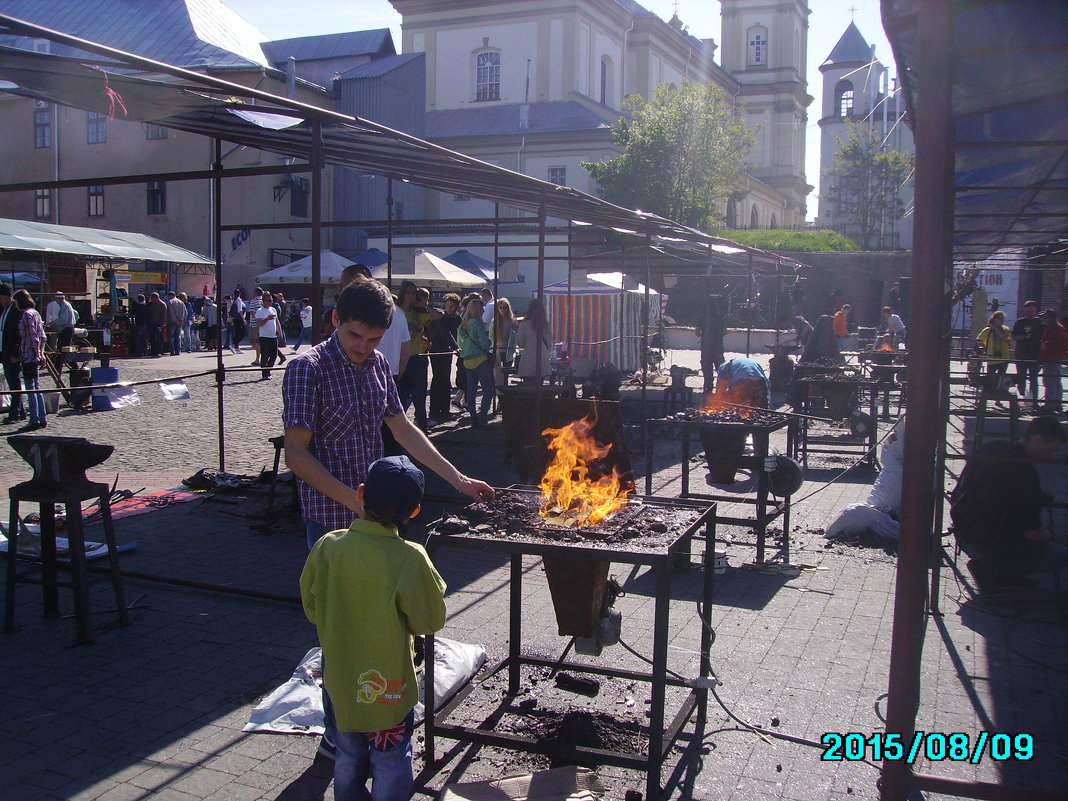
282;334;403;531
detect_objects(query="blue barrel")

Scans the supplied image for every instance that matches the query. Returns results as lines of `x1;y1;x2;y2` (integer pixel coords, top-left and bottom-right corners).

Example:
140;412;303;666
90;366;120;411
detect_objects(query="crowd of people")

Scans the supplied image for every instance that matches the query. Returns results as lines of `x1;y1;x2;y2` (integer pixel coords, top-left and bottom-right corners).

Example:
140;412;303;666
976;300;1068;414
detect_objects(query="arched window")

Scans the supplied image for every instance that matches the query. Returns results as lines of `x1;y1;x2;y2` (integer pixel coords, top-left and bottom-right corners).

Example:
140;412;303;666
747;26;768;67
835;80;854;118
475;50;501;102
750;206;759;229
770;213;778;229
726;198;738;228
600;57;614;105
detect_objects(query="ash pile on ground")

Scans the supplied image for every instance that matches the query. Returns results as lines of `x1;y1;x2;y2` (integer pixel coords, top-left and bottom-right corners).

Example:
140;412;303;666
432;490;704;550
521;709;646;765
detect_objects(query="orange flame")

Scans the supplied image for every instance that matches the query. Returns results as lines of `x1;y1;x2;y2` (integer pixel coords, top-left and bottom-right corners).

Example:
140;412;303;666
875;340;894;352
538;409;631;527
701;380;761;418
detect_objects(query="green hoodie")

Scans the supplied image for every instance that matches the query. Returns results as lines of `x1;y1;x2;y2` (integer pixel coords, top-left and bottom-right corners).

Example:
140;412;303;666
300;519;447;732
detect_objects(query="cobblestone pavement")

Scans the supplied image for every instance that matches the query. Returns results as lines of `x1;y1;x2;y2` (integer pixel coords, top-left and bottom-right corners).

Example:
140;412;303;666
0;347;1065;801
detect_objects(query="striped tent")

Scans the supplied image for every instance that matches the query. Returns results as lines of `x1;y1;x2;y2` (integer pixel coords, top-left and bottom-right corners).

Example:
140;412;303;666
539;273;659;373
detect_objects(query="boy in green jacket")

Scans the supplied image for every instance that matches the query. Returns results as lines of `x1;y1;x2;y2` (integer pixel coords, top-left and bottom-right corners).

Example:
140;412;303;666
300;455;445;801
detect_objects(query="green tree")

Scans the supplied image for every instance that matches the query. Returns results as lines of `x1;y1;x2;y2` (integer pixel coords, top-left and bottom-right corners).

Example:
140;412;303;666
581;83;755;229
822;121;914;249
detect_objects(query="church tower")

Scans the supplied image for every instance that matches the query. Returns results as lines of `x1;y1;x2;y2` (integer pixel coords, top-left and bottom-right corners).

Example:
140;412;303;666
818;22;913;248
720;0;812;224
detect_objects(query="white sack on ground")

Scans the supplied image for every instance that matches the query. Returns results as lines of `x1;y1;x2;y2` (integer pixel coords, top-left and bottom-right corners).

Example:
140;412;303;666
826;417;904;542
244;637;487;734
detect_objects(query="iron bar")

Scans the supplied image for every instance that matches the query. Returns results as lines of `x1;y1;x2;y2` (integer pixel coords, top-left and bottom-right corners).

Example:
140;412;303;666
881;0;954;798
213;138;225;471
310;120;323;344
0;162;311;193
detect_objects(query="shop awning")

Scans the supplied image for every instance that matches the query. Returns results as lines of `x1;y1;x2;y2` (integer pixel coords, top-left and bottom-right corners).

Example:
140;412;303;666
0;217;213;264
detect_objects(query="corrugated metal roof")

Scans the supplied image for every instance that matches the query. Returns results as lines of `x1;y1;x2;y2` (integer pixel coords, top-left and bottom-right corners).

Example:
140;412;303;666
0;0;268;68
262;29;393;66
336;52;422;80
822;22;872;68
427;101;615;138
0;217;213;264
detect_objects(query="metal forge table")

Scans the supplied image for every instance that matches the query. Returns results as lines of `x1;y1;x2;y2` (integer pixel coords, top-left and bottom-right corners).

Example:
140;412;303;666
667;413;795;564
795;375;880;469
422;490;717;801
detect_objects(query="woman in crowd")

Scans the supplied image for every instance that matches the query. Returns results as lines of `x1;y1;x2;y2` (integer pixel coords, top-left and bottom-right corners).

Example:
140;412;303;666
516;295;551;384
492;297;518;386
977;310;1011;382
457;297;494;427
14;290;47;430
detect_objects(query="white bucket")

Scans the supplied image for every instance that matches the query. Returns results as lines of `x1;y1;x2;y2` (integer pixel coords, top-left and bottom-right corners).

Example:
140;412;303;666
713;550;728;574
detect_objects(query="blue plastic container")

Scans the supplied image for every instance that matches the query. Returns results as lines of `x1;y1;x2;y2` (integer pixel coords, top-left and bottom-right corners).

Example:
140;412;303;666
90;366;120;411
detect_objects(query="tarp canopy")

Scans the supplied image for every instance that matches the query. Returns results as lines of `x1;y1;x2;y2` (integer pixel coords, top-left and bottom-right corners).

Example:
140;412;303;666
255;250;355;285
443;249;495;281
0;216;212;264
349;248;389;268
372;251;486;290
540;273;659;373
541;272;659;297
883;0;1068;262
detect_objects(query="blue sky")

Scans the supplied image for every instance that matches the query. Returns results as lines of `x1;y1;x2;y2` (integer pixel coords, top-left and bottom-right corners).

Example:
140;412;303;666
224;0;896;221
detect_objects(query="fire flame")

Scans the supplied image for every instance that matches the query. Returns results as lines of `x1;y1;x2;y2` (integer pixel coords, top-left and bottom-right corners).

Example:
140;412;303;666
701;380;762;418
875;340;895;352
538;409;632;527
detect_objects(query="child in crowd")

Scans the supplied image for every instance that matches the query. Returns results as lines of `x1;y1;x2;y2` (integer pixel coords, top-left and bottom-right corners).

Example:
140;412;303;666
299;456;446;801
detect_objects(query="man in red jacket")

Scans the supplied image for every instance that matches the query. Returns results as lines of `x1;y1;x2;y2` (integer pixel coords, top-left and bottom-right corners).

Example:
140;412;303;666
1038;308;1067;414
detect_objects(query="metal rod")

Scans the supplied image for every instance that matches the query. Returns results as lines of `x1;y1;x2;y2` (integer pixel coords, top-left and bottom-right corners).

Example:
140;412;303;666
881;0;954;798
643;228;652;496
0;162;311;193
213;138;226;472
310;121;323;345
386;178;394;289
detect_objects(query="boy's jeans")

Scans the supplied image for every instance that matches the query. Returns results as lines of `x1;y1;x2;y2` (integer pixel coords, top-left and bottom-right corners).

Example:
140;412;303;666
333;710;415;801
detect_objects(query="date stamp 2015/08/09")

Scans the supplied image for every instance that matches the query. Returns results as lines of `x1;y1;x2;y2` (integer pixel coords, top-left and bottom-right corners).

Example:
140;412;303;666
820;732;1033;765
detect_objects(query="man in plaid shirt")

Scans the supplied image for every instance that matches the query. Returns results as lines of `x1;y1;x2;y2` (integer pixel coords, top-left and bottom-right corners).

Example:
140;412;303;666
283;278;494;758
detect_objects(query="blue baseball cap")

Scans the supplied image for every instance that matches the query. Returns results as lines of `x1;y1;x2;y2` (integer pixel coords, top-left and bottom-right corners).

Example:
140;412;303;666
363;455;425;523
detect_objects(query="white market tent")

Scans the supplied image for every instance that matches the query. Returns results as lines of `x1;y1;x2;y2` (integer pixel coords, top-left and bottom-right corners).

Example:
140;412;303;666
372;251;486;290
255;250;355;285
540;272;660;373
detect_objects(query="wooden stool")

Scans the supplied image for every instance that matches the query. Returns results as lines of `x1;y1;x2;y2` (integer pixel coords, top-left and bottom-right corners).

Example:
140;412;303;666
5;480;129;643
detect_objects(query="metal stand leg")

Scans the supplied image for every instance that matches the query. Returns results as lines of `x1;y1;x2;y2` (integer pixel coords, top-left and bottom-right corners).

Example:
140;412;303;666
647;562;670;801
4;498;18;633
39;502;59;618
508;553;522;696
97;493;129;626
64;501;94;643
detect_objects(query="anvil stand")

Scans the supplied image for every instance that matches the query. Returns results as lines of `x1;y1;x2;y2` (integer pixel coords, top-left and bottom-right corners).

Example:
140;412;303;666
4;436;128;643
421;498;717;801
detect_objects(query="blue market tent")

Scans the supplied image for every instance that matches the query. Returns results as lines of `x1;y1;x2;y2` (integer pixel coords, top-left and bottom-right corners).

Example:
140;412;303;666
443;249;495;281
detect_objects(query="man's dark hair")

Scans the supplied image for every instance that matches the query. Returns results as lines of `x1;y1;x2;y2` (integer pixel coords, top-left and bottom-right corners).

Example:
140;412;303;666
335;278;394;330
1024;415;1066;444
0;282;13;297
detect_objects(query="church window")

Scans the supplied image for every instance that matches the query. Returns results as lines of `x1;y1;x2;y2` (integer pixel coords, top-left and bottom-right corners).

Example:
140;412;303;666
770;213;778;229
475;51;501;102
747;26;768;67
726;198;738;228
750;206;759;229
836;80;854;117
88;185;105;217
600;57;614;106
